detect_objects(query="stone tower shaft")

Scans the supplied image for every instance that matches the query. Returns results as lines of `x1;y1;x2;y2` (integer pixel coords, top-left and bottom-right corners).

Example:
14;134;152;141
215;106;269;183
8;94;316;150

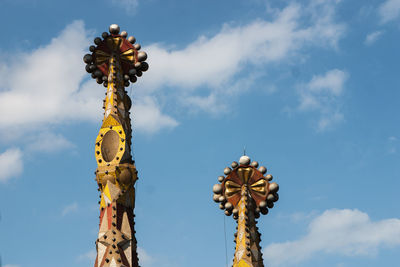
233;187;263;266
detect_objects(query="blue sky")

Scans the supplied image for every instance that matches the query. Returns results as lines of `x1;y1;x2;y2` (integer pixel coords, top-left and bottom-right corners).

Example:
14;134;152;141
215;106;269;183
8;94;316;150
0;0;399;266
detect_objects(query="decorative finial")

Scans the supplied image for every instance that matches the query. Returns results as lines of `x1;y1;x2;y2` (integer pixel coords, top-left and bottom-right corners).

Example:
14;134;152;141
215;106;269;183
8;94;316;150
212;155;280;266
83;23;148;87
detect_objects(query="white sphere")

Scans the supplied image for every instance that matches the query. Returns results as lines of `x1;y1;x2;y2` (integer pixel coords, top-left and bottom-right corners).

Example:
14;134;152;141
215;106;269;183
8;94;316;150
231;161;238;168
266;194;275;202
225;202;233;210
137;51;147;61
250;161;259;168
128;36;136;44
218;176;224;182
223;167;231;175
212;184;222;194
269;182;279;193
109;24;120;34
213;194;221;202
258;166;267;174
239;155;250;165
232;208;238;215
259;200;267;208
120;31;128;38
218;195;226;203
266;174;273;181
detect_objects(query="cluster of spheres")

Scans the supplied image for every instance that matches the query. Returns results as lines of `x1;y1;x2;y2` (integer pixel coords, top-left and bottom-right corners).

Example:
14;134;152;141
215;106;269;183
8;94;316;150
212;155;279;219
83;24;148;87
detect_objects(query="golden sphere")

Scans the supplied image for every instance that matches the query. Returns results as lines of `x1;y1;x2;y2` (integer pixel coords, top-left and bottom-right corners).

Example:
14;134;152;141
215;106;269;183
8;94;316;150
119;168;132;185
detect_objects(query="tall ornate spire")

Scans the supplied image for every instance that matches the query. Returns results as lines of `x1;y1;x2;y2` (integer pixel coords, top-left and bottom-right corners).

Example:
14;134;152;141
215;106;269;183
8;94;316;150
212;155;280;267
83;24;148;267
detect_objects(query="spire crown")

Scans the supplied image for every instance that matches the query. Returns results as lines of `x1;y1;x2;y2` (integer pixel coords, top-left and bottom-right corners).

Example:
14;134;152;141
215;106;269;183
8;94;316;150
212;156;280;267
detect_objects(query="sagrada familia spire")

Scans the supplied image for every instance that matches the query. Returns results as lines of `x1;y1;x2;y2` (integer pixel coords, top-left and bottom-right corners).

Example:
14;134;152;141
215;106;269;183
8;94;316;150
83;23;279;267
212;155;280;267
83;24;148;267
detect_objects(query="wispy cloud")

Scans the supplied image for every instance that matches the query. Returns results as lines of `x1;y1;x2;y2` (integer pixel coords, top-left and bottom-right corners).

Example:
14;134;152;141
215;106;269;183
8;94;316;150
137;247;154;267
388;136;398;154
111;0;139;12
77;249;96;262
379;0;400;23
264;209;400;266
143;0;345;112
3;264;21;267
364;31;383;45
297;69;349;131
132;96;178;134
26;131;75;153
0;21;99;132
61;202;78;216
0;148;23;182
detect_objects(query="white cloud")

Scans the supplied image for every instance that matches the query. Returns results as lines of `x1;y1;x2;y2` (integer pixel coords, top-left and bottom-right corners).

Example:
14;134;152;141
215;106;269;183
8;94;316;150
0;20;102;132
132;97;179;133
137;0;345;118
364;31;383;45
26;132;75;153
388;136;398;154
77;249;96;262
143;0;345;94
297;69;348;131
111;0;139;12
264;209;400;267
137;247;154;267
61;202;78;216
379;0;400;23
0;148;23;182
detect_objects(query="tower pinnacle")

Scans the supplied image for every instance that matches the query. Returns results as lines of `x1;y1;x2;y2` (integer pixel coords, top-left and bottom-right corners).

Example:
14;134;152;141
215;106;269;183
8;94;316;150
213;156;280;267
83;24;148;267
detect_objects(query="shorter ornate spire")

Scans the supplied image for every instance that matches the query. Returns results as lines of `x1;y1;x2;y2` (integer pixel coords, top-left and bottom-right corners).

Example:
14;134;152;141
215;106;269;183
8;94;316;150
212;155;280;267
